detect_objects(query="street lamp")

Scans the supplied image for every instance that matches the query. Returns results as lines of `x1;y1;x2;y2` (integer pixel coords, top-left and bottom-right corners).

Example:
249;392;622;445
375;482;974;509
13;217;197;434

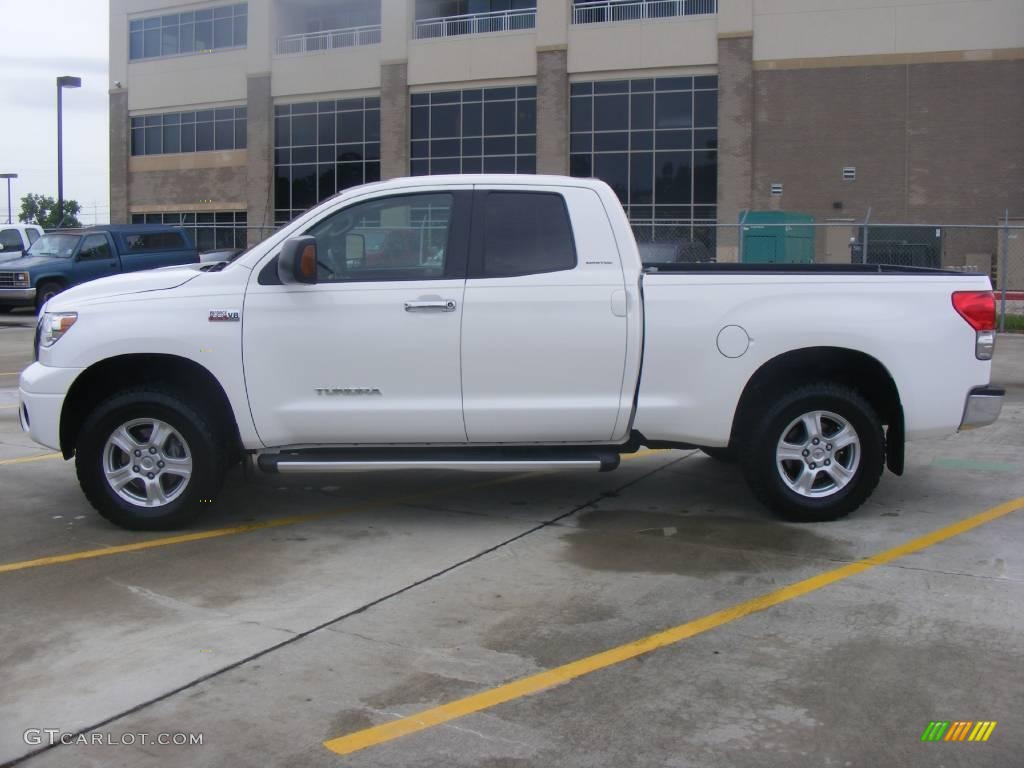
56;75;82;227
0;173;16;224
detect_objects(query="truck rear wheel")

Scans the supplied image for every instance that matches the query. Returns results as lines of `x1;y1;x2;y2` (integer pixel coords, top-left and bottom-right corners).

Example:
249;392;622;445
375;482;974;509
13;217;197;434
75;389;226;530
739;382;884;523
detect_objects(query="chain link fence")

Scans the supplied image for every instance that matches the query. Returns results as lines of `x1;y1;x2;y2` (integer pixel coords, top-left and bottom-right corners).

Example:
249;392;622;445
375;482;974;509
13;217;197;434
628;215;1023;331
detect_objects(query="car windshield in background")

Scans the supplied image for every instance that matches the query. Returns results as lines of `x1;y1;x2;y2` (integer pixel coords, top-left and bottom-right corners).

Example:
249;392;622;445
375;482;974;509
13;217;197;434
26;234;80;258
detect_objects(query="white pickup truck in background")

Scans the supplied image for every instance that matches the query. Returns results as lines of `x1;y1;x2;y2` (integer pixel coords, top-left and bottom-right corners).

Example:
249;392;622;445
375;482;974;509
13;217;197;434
18;175;1004;530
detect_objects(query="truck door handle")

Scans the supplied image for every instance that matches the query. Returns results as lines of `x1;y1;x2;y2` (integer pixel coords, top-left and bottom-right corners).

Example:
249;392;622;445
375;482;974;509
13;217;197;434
404;299;456;313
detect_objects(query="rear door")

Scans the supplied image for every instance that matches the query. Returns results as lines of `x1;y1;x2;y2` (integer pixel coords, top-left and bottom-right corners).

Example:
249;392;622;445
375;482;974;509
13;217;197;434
460;185;630;443
73;234;119;285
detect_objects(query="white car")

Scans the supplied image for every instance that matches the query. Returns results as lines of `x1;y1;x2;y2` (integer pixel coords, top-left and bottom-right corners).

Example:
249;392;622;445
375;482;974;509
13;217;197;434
18;175;1004;529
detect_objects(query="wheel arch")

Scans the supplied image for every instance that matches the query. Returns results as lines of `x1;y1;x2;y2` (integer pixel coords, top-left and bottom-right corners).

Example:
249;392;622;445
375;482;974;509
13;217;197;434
730;347;905;475
60;354;241;461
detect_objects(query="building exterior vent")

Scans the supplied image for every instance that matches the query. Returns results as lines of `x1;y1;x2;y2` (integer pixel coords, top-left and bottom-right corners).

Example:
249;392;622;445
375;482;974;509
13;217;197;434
842;166;856;181
770;182;783;196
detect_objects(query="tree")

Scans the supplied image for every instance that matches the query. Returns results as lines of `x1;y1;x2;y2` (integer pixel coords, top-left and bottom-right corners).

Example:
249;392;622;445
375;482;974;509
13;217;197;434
18;193;82;228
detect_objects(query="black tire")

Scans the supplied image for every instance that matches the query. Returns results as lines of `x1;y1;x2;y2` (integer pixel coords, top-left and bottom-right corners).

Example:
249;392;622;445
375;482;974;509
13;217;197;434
700;447;736;464
739;382;884;523
75;388;226;530
0;305;12;314
36;281;64;312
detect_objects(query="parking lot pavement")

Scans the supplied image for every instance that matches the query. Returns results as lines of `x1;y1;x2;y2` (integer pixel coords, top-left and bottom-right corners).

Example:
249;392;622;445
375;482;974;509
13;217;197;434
1;330;1022;767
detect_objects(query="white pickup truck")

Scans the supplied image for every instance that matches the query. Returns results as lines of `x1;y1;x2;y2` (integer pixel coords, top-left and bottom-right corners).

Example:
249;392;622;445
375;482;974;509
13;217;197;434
18;175;1004;530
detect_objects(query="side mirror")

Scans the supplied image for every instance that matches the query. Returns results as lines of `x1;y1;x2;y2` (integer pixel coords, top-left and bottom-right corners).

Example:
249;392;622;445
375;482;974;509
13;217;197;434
278;236;318;285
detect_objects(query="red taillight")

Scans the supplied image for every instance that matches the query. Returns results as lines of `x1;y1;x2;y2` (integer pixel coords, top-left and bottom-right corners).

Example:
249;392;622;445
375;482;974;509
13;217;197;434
952;291;996;331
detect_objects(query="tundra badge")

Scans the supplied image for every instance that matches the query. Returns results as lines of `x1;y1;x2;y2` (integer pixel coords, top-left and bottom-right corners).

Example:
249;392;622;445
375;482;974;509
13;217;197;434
209;310;241;322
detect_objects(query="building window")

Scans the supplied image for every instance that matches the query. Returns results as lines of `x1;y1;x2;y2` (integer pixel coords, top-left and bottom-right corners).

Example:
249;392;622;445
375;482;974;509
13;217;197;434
570;76;717;256
571;0;717;25
130;4;247;60
131;212;248;251
414;1;536;38
275;0;382;55
130;107;247;156
410;86;536;176
273;97;381;225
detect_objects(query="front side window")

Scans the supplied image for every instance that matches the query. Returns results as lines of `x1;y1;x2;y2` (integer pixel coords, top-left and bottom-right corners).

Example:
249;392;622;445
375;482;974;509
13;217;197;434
479;192;575;277
129;3;247;60
78;235;112;260
26;228;40;244
306;193;453;282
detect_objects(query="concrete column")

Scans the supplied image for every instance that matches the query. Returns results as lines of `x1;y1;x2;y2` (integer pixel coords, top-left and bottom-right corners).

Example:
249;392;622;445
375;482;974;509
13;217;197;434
715;34;754;263
380;62;409;180
246;74;273;245
109;91;129;225
536;49;569;175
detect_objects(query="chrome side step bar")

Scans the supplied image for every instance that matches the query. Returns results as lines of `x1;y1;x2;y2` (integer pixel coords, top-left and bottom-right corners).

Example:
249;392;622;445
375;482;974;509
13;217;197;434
274;459;604;474
257;447;620;474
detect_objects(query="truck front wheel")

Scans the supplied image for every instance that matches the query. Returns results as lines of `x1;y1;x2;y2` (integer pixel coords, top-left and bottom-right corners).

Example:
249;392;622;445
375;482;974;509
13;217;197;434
36;281;64;312
75;389;226;530
739;382;884;523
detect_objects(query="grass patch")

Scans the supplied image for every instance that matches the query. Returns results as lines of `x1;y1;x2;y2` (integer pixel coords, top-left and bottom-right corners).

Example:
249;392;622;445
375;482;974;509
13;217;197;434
1000;314;1024;332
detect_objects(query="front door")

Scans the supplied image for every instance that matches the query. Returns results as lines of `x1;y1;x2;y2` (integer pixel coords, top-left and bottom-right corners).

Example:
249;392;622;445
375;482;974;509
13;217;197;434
243;189;471;448
74;234;119;285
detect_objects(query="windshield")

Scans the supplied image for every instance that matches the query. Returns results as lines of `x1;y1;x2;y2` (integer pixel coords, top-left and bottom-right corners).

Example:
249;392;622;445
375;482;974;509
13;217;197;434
26;234;80;259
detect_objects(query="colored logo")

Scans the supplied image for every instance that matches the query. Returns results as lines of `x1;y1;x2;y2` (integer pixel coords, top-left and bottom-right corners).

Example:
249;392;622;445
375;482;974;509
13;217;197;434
921;721;997;742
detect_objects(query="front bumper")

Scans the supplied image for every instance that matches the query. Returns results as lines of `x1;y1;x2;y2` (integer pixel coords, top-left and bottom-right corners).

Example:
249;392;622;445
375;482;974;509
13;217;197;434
0;287;36;305
18;363;84;452
959;386;1005;431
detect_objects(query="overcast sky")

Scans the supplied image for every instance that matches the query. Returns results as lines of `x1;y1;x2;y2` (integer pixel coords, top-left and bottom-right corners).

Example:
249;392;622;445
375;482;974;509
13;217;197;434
0;0;110;224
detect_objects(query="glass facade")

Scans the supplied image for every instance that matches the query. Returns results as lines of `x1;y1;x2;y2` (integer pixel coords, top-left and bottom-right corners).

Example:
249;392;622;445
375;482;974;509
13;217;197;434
273;97;381;225
129;4;247;60
410;86;536;176
415;1;536;19
131;211;248;251
131;108;247;156
570;76;718;255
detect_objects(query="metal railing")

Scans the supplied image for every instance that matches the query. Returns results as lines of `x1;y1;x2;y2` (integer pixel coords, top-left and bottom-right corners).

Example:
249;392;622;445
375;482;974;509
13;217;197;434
275;24;382;56
572;0;717;25
414;8;537;39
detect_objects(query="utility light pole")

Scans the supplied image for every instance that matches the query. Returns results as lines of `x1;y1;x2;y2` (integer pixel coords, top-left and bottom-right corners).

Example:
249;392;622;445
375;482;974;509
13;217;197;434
0;173;16;224
56;75;82;227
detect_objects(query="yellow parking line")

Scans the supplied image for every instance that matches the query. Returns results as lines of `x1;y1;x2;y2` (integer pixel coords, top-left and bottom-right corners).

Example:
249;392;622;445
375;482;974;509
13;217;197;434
0;450;672;575
323;494;1024;757
0;404;18;409
0;372;20;376
0;452;62;466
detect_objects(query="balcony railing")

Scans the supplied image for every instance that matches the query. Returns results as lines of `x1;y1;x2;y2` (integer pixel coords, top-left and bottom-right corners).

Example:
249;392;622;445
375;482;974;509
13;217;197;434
572;0;717;25
275;24;382;55
414;8;537;40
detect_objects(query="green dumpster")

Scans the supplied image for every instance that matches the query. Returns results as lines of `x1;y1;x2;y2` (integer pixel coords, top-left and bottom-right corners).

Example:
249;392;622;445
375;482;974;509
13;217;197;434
741;211;815;264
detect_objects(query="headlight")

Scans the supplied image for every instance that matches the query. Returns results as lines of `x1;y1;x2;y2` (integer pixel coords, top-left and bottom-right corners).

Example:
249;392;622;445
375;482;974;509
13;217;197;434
40;312;78;347
13;272;30;288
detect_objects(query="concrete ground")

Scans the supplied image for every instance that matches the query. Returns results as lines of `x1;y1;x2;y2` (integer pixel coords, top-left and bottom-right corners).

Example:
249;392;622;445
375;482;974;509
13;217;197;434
1;311;1022;768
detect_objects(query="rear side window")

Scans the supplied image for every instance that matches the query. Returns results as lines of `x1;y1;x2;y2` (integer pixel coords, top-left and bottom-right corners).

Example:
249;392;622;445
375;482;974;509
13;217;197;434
480;192;576;278
0;229;23;251
123;231;186;251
